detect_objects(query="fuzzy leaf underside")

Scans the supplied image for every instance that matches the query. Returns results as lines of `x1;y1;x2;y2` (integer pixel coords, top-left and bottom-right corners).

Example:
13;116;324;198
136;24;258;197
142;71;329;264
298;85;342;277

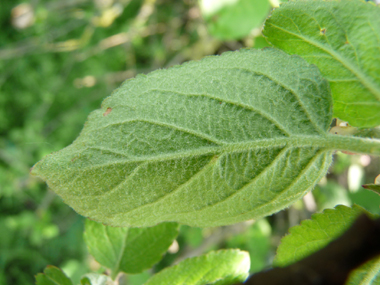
31;48;335;227
83;220;179;276
263;0;380;128
274;205;380;284
144;249;250;285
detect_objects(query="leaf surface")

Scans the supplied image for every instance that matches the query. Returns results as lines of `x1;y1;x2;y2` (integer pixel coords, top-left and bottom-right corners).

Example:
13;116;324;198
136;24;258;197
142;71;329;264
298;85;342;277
274;205;380;284
144;249;250;285
263;0;380;127
84;220;178;277
31;48;380;227
35;266;73;285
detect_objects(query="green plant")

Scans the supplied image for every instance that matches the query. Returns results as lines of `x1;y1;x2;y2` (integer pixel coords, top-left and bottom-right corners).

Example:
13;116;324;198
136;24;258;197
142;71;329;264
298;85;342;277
32;0;380;284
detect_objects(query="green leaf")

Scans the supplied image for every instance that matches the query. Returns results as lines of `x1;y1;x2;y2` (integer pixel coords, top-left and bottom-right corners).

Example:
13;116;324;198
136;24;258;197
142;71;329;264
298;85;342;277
362;184;380;195
31;48;380;227
200;0;271;40
263;0;380;128
346;257;380;285
80;273;114;285
274;205;380;285
35;266;73;285
144;249;250;285
84;220;178;278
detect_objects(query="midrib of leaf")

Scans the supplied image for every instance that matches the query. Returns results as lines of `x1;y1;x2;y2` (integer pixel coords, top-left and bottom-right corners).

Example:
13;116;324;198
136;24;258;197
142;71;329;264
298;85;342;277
78;135;380;167
111;228;129;279
266;23;380;101
48;279;61;285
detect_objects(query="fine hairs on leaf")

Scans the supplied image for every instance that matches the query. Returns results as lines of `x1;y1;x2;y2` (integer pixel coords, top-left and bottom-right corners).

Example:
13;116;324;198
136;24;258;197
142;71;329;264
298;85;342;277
31;47;380;228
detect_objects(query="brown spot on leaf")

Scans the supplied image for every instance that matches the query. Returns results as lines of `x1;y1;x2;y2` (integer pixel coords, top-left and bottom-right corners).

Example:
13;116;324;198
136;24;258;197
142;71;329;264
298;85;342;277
103;107;112;116
320;28;326;35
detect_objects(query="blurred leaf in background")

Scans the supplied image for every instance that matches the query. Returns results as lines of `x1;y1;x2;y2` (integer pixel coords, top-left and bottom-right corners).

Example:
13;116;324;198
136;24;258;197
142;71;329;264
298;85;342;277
199;0;271;40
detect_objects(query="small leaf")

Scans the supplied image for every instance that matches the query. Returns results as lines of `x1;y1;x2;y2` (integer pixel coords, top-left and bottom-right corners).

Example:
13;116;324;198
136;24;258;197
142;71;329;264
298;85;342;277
31;48;380;227
84;220;178;278
144;249;250;285
263;0;380;127
346;256;380;285
362;184;380;195
35;266;73;285
80;273;114;285
200;0;271;40
362;174;380;195
274;205;380;284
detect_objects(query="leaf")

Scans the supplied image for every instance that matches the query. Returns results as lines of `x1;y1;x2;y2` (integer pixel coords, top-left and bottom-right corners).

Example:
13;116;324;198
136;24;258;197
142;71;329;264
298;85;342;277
362;184;380;195
83;220;178;278
263;0;380;128
144;249;250;285
200;0;271;40
80;273;114;285
362;173;380;195
31;48;380;228
274;205;380;285
35;266;73;285
346;257;380;285
83;221;178;278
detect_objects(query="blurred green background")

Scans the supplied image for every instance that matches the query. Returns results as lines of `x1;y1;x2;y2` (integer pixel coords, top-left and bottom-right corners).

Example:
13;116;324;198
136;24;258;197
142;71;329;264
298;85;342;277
0;0;379;284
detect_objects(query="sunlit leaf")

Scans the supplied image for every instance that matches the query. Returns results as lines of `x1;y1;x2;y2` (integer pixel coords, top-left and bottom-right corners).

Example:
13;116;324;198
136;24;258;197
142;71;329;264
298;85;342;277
274;205;380;284
31;48;380;227
200;0;271;40
144;249;250;285
263;0;380;127
84;220;178;277
35;266;73;285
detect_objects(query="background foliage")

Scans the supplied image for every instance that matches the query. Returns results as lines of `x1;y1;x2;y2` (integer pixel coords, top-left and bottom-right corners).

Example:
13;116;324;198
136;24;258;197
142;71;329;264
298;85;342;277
1;0;379;284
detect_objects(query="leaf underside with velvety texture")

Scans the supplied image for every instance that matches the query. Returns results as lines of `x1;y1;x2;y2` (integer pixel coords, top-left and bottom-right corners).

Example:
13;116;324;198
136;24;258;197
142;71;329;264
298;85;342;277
274;205;380;284
32;48;336;227
83;220;179;276
263;0;380;128
144;249;250;285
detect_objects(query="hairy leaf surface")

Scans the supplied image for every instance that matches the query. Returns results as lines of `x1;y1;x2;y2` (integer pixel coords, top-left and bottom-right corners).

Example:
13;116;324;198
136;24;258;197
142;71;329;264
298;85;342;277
144;249;250;285
274;205;380;284
31;48;380;227
84;220;178;277
263;0;380;128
